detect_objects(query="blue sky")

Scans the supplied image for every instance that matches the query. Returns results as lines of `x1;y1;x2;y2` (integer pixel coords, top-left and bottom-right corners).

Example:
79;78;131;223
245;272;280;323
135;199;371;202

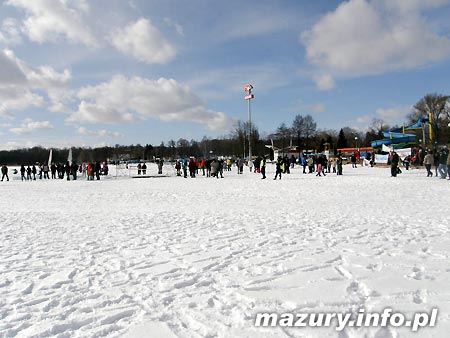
0;0;450;149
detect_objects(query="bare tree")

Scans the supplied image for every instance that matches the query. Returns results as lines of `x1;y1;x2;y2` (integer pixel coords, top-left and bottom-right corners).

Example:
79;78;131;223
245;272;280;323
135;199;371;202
231;120;259;158
371;118;389;138
292;114;317;151
408;93;450;144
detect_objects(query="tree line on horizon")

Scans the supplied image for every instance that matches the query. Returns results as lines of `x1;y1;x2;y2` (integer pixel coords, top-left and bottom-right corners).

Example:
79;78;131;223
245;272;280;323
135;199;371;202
0;93;449;165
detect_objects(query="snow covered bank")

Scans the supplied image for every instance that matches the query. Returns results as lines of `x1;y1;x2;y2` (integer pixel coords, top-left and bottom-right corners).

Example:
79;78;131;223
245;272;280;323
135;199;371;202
0;165;449;338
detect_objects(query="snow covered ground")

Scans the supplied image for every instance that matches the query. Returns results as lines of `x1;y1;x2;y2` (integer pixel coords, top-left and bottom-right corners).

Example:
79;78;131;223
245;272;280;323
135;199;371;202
0;164;449;338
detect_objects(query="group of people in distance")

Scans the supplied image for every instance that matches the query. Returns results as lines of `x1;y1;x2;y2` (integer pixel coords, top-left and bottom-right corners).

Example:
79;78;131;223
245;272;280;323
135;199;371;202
174;158;228;179
170;154;347;181
136;158;164;176
271;154;345;180
0;161;109;182
422;146;450;179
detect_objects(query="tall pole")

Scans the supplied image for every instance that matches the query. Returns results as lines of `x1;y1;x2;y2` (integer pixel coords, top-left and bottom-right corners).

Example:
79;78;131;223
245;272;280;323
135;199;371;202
244;84;254;171
248;97;252;169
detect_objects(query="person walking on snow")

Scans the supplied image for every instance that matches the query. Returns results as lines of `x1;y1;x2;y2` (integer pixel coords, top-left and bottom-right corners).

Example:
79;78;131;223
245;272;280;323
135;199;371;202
423;152;434;177
274;156;283;180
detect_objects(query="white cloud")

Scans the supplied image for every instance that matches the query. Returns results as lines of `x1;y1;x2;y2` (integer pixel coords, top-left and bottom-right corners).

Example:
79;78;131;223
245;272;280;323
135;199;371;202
0;18;22;45
6;0;96;46
68;75;233;131
0;49;72;116
0;140;36;150
302;0;450;78
0;49;27;85
356;115;372;123
376;106;409;124
313;74;335;91
9;118;53;134
77;126;122;138
110;18;176;64
382;0;450;13
0;86;45;117
310;103;327;114
354;106;409;125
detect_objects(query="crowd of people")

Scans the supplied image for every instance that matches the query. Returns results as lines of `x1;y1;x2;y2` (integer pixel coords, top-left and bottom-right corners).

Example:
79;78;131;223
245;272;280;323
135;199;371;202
2;147;450;182
168;153;347;180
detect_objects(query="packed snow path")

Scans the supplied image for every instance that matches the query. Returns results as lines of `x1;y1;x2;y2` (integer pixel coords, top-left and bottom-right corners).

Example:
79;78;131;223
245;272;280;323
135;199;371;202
0;165;449;338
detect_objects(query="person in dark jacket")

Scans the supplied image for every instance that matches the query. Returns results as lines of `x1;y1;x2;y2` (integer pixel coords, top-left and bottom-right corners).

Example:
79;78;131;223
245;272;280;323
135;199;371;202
283;156;290;174
274;156;283;180
95;161;101;180
26;166;32;180
260;156;266;179
1;164;9;181
32;164;37;180
175;160;181;176
20;164;26;181
351;154;357;168
391;152;400;177
65;161;71;181
433;150;440;177
337;155;343;175
51;163;57;179
157;159;164;175
217;159;224;178
438;148;448;179
71;162;79;180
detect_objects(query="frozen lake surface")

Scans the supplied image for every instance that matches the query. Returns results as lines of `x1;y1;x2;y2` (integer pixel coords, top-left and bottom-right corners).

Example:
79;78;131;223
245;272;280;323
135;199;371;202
0;164;449;338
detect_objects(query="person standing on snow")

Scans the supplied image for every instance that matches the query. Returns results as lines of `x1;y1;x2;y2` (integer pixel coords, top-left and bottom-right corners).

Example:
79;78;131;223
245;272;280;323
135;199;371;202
71;162;79;180
95;161;101;180
438;147;448;179
32;164;37;180
20;164;26;181
182;158;188;178
351;154;357;168
336;155;343;175
189;158;196;178
158;158;164;175
283;156;290;174
391;152;400;177
65;161;71;181
43;163;50;179
218;159;224;178
175;160;181;176
260;156;266;179
1;164;9;181
301;155;307;174
51;163;57;179
26;166;32;181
